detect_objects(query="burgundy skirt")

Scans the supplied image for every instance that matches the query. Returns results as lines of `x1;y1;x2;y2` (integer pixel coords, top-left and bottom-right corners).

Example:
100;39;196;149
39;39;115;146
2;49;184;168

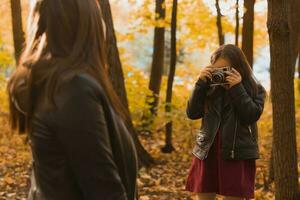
185;129;256;199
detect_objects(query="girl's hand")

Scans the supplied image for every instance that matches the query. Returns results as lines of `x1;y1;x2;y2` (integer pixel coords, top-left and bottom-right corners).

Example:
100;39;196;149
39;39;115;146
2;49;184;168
225;68;242;88
198;66;213;83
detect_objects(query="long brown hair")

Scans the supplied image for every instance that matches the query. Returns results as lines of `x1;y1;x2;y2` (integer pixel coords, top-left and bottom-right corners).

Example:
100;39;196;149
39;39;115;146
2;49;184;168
7;0;128;134
210;44;260;97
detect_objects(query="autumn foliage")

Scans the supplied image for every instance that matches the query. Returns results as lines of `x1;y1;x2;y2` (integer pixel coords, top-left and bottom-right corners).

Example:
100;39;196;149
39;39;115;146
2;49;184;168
0;0;299;199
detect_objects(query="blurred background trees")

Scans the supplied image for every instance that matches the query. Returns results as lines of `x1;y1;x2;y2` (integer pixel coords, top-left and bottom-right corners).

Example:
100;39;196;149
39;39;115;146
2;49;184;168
242;0;255;67
10;0;24;63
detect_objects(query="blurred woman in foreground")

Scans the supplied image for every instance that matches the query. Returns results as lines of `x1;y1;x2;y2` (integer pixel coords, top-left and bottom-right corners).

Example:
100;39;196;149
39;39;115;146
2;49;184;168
7;0;138;199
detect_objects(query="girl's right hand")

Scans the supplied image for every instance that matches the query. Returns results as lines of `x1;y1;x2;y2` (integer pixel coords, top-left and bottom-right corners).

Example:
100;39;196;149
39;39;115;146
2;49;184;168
198;66;213;83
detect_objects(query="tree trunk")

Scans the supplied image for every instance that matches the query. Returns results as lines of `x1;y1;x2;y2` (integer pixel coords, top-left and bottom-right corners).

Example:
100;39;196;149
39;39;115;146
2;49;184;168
298;53;300;93
289;0;300;70
148;0;166;114
268;147;274;185
141;0;166;131
235;0;239;46
216;0;224;46
267;0;299;199
298;52;300;78
99;0;154;167
10;0;25;64
268;0;300;188
161;0;177;153
241;0;255;67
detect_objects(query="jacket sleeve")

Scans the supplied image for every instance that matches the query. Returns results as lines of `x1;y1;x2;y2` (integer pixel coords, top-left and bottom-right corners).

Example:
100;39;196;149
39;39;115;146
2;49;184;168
54;75;127;200
186;78;210;120
228;82;266;125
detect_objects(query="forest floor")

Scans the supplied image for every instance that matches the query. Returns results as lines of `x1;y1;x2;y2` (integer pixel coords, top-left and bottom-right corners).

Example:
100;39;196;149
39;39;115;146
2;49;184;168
0;100;299;200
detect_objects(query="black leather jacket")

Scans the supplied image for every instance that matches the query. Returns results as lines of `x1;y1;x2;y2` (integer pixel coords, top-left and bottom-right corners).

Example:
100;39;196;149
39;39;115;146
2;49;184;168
186;78;266;160
13;72;138;200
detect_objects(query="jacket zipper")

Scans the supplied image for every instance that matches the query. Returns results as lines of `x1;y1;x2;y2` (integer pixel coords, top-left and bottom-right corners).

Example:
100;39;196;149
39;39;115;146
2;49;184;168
230;120;238;159
248;125;256;142
204;106;221;159
204;120;220;159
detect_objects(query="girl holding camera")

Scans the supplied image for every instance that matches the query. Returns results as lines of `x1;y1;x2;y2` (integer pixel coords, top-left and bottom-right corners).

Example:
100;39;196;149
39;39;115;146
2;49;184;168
185;44;266;200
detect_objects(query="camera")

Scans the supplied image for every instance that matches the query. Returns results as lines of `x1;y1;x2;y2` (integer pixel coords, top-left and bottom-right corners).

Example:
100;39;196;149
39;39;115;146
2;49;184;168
210;66;232;86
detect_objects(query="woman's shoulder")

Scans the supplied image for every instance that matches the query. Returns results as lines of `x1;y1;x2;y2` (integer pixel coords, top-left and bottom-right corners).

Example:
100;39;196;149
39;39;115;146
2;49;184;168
60;71;104;96
55;71;106;107
256;82;267;96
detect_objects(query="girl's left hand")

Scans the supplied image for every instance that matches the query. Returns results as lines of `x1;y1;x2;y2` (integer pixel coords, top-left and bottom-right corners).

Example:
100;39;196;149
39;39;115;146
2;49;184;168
225;68;242;89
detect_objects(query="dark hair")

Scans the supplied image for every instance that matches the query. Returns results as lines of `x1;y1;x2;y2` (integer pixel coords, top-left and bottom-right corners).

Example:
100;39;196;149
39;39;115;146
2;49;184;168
210;44;260;97
7;0;128;134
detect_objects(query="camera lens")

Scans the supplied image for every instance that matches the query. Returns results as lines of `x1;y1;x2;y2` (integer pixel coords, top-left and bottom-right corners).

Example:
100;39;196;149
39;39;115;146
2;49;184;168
212;71;225;83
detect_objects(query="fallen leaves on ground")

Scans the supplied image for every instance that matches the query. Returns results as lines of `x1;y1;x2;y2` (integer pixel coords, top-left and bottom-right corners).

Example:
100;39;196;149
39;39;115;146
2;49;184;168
0;117;31;200
1;97;300;199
